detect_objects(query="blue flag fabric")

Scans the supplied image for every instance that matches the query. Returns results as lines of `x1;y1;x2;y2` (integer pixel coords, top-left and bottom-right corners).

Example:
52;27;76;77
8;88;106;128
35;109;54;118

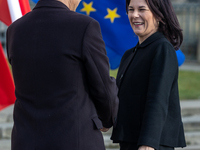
32;0;39;3
76;0;138;69
32;0;185;68
176;49;185;66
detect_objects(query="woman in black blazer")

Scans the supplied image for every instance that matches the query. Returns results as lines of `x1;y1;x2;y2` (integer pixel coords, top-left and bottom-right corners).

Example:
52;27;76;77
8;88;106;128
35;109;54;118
111;0;186;150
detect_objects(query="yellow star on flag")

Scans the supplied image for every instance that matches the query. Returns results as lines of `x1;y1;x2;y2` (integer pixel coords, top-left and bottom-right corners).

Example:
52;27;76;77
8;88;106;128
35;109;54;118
104;8;121;23
80;1;96;16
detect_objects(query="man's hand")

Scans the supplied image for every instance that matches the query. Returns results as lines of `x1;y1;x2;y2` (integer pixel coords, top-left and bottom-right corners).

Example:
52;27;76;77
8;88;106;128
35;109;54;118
100;127;109;132
138;146;154;150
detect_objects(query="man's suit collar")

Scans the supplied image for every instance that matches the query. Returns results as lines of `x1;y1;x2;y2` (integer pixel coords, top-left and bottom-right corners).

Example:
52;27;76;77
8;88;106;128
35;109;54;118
33;0;70;11
137;32;165;48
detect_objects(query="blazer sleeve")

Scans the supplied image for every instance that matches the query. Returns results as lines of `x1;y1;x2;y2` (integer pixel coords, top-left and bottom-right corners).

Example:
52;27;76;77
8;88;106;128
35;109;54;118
138;42;178;149
82;19;119;128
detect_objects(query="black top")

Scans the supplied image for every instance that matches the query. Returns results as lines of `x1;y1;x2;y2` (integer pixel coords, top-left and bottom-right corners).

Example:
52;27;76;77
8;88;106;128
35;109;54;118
111;32;186;150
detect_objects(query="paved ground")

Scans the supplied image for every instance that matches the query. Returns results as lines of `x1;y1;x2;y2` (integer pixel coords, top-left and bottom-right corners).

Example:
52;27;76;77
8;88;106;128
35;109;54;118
0;140;200;150
0;140;10;150
181;100;200;109
179;62;200;72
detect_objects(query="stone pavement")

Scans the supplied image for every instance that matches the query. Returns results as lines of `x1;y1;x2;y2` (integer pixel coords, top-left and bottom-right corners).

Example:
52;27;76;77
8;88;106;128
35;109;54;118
0;140;10;150
179;62;200;72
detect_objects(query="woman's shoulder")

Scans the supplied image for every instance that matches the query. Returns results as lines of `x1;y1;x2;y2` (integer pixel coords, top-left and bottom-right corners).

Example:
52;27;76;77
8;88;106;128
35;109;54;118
140;32;175;53
121;47;135;61
157;37;173;46
153;36;175;54
124;47;134;55
151;37;178;63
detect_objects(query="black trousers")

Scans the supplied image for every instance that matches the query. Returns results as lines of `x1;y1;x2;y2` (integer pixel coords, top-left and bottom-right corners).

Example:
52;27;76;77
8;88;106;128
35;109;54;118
119;142;174;150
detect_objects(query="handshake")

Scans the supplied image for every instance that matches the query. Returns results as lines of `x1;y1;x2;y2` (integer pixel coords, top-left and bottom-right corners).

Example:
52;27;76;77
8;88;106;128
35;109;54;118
100;127;110;132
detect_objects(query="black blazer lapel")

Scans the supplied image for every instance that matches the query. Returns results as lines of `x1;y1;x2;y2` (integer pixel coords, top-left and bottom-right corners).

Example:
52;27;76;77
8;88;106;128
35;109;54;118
117;47;137;88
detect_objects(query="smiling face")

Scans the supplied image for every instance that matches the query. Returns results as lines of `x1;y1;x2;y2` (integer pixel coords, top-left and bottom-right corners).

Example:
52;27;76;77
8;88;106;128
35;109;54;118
128;0;158;43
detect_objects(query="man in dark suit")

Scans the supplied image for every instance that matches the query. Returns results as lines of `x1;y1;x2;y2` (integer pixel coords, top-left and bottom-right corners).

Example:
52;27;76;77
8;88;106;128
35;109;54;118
6;0;119;149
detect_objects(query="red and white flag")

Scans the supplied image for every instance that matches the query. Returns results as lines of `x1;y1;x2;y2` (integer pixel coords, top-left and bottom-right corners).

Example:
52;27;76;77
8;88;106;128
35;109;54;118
0;0;31;26
0;0;31;110
0;42;15;111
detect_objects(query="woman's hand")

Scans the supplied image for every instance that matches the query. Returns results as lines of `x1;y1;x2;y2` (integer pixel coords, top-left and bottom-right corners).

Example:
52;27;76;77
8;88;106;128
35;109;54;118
138;146;155;150
100;127;109;132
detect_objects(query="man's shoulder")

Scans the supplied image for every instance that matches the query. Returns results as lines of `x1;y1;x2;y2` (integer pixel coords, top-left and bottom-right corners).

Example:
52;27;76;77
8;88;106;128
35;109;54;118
7;11;32;30
68;11;98;25
8;10;98;32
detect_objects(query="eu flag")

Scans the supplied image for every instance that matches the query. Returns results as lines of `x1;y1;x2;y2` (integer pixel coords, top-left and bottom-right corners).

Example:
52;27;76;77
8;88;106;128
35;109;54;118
76;1;185;69
76;0;138;69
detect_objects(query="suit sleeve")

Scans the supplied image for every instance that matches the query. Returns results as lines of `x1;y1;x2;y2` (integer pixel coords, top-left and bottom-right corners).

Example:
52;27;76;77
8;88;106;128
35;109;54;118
82;19;119;128
138;42;178;150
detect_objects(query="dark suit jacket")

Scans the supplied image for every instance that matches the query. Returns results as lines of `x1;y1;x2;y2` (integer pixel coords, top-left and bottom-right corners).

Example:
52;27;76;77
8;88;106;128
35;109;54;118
6;0;119;149
111;32;186;150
